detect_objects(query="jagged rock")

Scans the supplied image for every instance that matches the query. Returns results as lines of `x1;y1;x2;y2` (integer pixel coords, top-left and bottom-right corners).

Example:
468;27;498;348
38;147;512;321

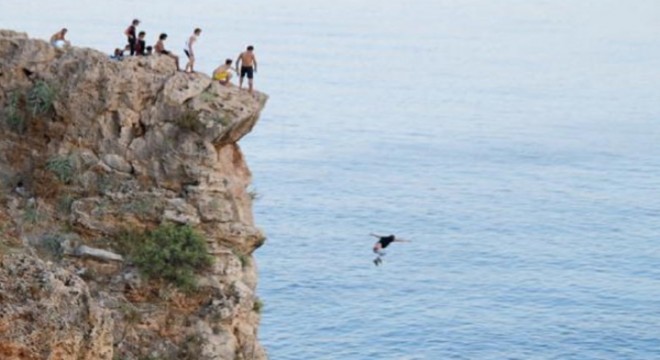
194;321;237;360
231;281;255;309
71;198;115;234
163;73;213;104
196;194;236;222
102;154;133;174
0;29;268;360
0;253;113;360
210;248;244;277
77;149;100;167
163;198;201;225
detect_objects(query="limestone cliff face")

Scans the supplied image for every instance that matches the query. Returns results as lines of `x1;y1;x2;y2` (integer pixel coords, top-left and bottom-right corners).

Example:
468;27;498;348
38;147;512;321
0;30;268;359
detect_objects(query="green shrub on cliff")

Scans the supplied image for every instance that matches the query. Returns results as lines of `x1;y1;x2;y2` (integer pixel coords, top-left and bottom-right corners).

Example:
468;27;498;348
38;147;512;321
46;156;73;184
232;248;250;268
5;92;25;133
119;224;213;291
39;234;64;261
253;298;264;314
27;80;56;116
4;82;56;132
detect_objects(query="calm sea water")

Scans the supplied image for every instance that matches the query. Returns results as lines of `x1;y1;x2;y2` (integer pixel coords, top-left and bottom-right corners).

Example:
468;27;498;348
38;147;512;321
3;1;660;359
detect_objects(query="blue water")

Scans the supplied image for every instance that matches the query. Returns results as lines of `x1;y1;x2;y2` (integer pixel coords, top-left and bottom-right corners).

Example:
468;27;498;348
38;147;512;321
3;1;660;359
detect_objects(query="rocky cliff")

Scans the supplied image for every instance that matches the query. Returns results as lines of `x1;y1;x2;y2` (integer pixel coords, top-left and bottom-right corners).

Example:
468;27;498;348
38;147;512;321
0;29;268;359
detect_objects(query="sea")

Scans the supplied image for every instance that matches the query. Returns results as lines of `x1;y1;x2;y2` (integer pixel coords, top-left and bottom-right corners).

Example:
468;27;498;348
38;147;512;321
2;1;660;359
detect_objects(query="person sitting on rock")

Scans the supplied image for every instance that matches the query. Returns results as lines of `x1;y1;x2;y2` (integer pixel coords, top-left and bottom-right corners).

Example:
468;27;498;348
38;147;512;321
154;33;180;70
213;59;236;86
50;28;70;49
110;48;124;60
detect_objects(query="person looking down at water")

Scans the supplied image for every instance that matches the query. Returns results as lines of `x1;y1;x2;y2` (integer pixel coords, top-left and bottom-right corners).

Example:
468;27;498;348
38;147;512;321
50;28;70;48
154;33;180;71
235;45;257;93
371;233;410;266
213;59;235;86
184;28;201;72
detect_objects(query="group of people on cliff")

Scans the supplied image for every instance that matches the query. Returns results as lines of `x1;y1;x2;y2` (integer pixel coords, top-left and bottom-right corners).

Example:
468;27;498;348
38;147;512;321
49;19;258;93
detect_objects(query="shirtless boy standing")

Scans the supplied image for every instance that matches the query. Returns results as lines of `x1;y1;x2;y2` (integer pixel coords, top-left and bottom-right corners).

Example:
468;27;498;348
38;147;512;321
235;45;258;93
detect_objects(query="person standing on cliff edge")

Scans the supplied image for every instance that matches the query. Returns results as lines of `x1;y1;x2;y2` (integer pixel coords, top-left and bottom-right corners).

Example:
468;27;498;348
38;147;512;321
371;233;411;266
124;19;140;56
236;45;257;93
183;28;202;73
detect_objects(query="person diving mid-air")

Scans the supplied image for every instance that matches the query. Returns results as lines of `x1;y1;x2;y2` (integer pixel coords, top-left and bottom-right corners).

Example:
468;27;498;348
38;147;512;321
371;233;411;266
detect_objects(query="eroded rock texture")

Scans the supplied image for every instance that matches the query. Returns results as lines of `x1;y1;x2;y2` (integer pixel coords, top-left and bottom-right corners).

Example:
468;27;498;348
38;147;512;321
0;29;268;360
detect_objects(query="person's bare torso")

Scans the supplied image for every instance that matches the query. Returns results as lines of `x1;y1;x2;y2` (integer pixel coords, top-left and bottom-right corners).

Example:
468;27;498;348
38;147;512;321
155;40;165;53
239;51;255;67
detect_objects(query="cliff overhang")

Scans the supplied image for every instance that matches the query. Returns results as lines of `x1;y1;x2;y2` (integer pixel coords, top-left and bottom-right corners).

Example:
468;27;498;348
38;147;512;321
0;29;268;360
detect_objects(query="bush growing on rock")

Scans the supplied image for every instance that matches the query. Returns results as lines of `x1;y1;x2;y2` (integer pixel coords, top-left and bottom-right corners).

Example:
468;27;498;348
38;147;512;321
46;156;74;184
119;223;213;291
38;233;64;261
27;80;56;116
4;91;25;133
253;298;264;314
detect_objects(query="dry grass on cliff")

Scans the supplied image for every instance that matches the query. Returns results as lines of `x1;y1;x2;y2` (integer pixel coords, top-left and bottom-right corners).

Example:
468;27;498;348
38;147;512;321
31;170;63;201
0;205;21;249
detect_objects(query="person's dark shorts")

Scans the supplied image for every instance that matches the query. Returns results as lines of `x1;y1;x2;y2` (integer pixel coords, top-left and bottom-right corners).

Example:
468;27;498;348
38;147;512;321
128;37;136;55
240;66;254;79
184;49;191;58
161;50;171;55
379;235;395;248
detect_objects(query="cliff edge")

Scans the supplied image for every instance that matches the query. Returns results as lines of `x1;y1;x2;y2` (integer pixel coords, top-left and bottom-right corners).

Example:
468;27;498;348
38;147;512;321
0;30;268;359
